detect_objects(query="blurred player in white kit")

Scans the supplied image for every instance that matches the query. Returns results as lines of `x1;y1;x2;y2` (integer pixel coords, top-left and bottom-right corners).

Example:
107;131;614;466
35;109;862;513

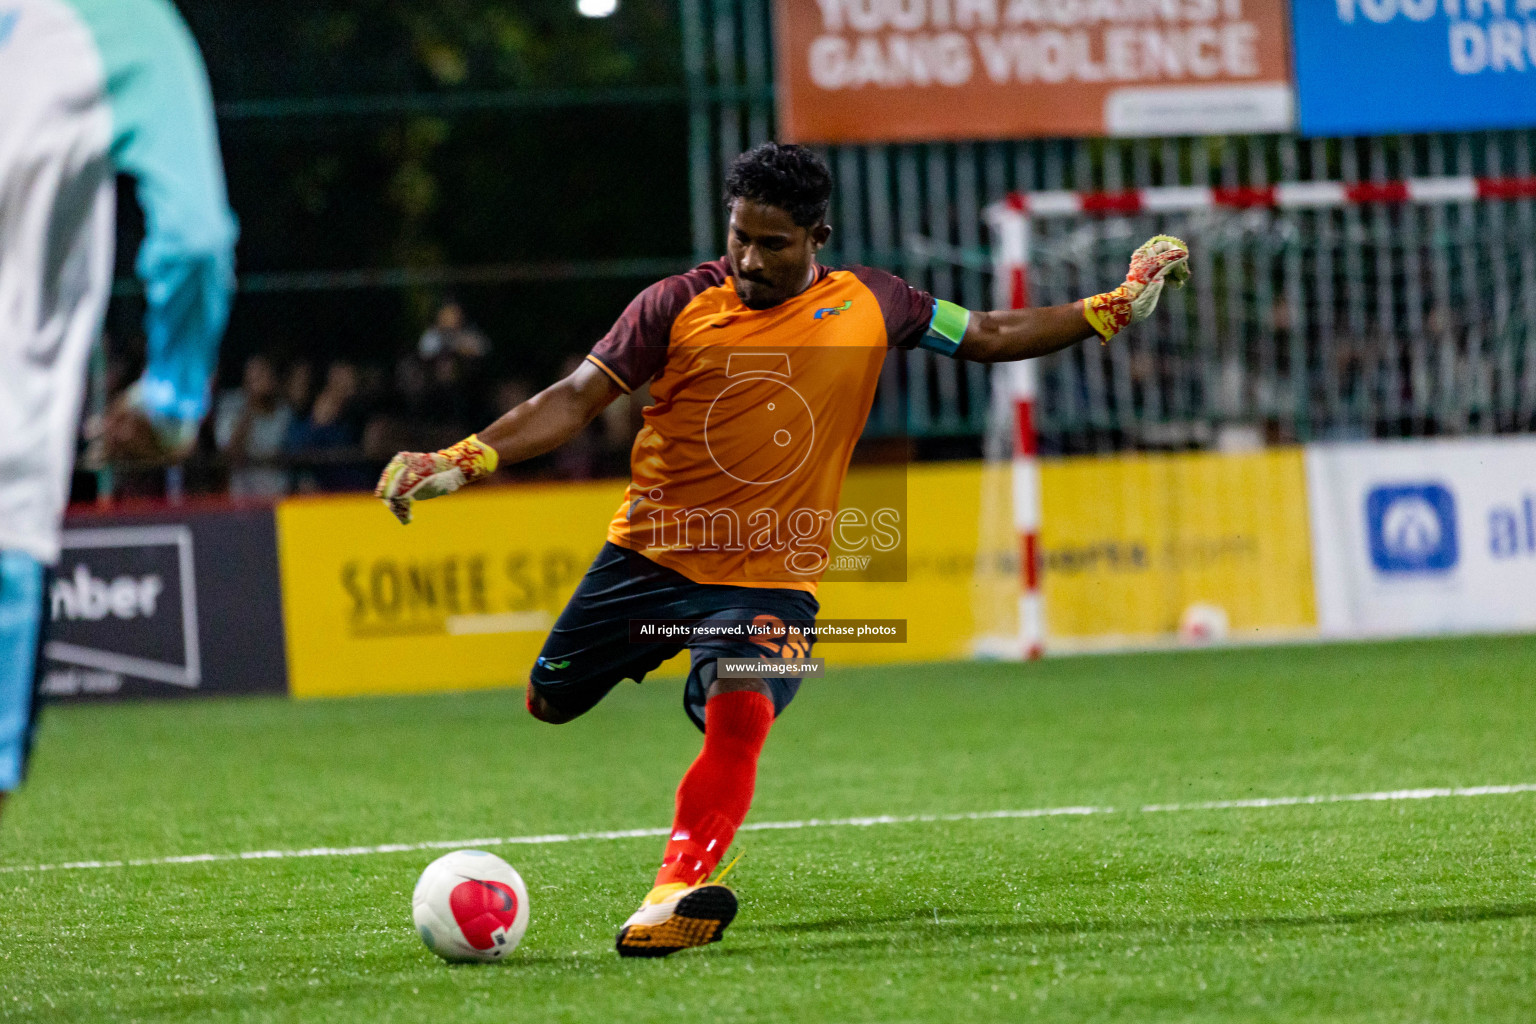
0;0;236;820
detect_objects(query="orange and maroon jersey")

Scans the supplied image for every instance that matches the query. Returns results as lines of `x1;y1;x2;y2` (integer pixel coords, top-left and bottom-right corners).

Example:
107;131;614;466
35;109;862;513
586;257;962;592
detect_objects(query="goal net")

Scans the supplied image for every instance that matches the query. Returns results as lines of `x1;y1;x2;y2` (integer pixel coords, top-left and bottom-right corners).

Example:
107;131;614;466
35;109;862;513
972;179;1536;654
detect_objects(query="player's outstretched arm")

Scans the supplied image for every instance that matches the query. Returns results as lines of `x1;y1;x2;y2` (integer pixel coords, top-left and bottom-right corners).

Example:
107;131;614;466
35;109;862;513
956;235;1189;364
77;0;238;468
375;359;623;524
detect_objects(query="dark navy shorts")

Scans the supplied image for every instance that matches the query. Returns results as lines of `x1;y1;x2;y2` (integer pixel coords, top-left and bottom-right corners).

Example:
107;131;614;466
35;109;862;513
528;543;818;731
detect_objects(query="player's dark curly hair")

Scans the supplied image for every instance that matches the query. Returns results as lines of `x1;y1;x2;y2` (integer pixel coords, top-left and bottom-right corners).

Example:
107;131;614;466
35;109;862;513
724;143;833;228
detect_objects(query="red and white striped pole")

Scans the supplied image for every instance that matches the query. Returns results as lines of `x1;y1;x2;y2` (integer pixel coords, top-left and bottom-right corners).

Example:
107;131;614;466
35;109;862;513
986;195;1044;661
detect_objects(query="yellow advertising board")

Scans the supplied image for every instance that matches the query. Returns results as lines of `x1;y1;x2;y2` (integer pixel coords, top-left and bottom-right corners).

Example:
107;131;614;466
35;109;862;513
815;461;991;663
276;482;621;698
274;451;1315;698
275;466;988;698
1038;447;1316;642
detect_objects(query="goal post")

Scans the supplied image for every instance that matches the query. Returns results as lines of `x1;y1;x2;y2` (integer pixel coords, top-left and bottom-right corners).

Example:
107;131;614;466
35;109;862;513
975;196;1043;661
973;173;1536;657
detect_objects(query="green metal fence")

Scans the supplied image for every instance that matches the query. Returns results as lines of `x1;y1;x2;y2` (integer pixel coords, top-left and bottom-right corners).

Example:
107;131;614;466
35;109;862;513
113;2;1536;460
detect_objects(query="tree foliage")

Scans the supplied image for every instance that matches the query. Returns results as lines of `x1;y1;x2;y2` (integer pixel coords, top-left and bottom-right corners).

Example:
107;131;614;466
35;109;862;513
167;0;691;380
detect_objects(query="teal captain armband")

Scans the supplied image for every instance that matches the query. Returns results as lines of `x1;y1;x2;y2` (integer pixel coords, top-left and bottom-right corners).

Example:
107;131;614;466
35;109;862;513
919;299;970;357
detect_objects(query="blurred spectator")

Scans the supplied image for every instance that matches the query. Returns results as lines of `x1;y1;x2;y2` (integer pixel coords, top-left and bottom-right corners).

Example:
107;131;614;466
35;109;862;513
362;354;471;462
418;299;489;360
286;361;370;492
284;359;316;422
397;354;434;417
187;343;653;496
552;354;603;480
356;362;391;419
214;354;292;498
427;351;479;427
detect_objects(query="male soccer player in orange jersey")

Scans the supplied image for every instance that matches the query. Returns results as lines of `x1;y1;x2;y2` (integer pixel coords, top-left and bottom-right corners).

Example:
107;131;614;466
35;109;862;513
377;143;1189;957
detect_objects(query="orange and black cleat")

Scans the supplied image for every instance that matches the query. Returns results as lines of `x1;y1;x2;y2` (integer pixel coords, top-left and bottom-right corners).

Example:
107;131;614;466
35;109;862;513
614;882;738;958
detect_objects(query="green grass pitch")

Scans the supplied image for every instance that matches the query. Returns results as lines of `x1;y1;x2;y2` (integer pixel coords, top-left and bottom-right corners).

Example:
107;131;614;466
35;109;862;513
3;635;1536;1022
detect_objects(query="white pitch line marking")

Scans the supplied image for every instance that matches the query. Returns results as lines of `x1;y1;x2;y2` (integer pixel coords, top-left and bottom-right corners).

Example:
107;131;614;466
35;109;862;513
4;784;1534;876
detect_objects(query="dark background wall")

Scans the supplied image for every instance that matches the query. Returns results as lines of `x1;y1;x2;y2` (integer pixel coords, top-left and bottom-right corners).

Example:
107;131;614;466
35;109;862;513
105;0;693;391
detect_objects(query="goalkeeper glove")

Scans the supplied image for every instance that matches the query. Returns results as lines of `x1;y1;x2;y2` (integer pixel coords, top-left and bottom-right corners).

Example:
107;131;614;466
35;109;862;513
375;435;499;525
1081;235;1191;343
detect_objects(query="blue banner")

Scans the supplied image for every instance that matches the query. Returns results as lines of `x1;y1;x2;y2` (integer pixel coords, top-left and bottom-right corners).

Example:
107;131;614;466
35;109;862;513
1292;0;1536;136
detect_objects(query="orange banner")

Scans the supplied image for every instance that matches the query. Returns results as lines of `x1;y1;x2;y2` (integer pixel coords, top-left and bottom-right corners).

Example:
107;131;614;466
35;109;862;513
774;0;1294;142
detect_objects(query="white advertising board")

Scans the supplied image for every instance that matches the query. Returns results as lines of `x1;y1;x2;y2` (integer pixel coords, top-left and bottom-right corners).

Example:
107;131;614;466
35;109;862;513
1306;438;1536;637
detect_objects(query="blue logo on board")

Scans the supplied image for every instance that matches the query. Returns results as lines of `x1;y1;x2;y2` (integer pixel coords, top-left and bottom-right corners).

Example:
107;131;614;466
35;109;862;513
1366;483;1458;574
0;11;19;49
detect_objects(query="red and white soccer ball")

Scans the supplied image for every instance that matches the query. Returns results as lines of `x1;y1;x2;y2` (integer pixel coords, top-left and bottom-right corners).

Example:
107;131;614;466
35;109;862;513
1178;602;1230;645
412;850;530;962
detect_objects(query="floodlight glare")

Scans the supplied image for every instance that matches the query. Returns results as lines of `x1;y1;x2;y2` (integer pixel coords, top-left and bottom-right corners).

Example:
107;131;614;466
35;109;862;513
577;0;618;16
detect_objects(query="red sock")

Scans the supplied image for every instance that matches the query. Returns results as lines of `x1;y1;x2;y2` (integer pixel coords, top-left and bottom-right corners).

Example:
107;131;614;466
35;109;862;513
525;685;553;722
654;690;775;887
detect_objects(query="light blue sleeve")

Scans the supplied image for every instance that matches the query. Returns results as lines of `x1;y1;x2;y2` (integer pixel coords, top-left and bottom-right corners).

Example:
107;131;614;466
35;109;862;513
71;0;238;430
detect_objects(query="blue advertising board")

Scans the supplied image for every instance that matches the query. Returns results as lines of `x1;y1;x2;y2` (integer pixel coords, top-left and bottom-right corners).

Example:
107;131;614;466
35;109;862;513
1292;0;1536;136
